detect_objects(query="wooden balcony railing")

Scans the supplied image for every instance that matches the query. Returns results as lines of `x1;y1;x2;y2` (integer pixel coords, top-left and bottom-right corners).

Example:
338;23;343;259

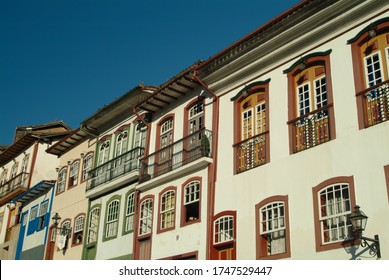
357;80;389;128
139;129;212;183
0;172;29;199
86;147;145;191
289;104;333;153
233;131;268;174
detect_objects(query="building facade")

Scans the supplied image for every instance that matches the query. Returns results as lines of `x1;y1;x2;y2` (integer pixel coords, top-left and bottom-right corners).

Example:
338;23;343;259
0;122;71;259
45;129;95;260
1;0;388;260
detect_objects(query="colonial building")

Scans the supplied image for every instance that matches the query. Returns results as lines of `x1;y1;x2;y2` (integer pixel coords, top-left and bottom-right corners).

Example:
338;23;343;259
195;0;389;259
80;85;157;260
45;128;95;259
13;180;56;260
0;121;71;259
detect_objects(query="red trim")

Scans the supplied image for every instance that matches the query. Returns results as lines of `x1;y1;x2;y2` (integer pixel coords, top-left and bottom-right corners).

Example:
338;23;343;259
183;98;205;137
210;210;237;260
98;134;112;143
55;166;68;196
155;114;175;151
312;176;357;253
255;195;291;260
114;123;131;134
71;213;86;247
80;151;94;184
180;177;202;228
137;195;154;240
67;158;81;190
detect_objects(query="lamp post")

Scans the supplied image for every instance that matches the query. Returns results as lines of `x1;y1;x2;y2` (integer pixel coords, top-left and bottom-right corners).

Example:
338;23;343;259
51;212;72;238
349;205;381;259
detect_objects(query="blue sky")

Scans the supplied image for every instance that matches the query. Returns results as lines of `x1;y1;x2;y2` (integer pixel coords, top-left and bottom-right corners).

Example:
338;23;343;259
0;0;300;144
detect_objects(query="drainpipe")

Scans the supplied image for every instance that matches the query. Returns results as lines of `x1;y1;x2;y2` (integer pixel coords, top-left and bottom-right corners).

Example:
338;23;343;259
192;70;219;260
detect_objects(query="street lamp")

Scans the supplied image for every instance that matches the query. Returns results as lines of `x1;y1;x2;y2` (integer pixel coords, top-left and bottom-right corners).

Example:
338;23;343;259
349;205;381;259
52;212;72;238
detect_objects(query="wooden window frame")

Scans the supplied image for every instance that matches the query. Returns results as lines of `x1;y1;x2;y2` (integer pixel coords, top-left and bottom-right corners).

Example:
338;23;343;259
56;167;68;195
255;195;291;260
285;50;336;154
81;152;94;183
157;186;177;233
312;176;356;252
68;159;80;189
72;214;85;247
231;80;270;174
180;177;202;227
348;18;389;129
104;196;121;241
138;195;154;240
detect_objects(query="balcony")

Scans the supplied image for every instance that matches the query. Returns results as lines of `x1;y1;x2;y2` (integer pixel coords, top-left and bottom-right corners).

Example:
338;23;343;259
357;80;389;128
138;129;212;189
86;147;144;198
289;104;333;153
233;131;268;174
0;173;29;206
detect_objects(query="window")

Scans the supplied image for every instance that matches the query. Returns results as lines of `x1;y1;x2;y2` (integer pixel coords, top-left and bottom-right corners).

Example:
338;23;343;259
312;176;356;252
188;101;204;135
181;179;201;226
30;205;38;221
231;80;270;173
21;155;29;174
124;192;135;232
159;188;176;232
284;50;336;154
0;170;7;186
214;215;234;245
348;19;389;128
87;206;100;244
57;168;67;194
105;199;120;239
139;197;153;237
68;160;80;188
155;116;174;176
11;163;18;178
38;200;49;230
134;123;148;149
255;196;290;259
82;153;94;182
115;130;128;157
73;215;85;245
98;140;110;166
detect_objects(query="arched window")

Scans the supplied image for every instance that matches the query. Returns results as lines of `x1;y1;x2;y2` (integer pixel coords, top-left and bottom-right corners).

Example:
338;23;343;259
82;153;94;182
231;80;270;173
139;197;153;237
87;206;100;244
159;188;176;232
98;140;110;166
115;130;128;157
214;215;234;245
124;192;135;232
105;199;120;239
57;168;67;194
348;18;389;128
181;179;201;226
73;215;85;245
312;176;356;252
284;50;335;153
255;196;290;259
69;160;80;188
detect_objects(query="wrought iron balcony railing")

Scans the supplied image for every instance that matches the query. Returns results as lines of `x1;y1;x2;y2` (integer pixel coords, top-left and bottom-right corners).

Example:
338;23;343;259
289;104;332;153
139;129;212;183
0;172;29;199
357;80;389;128
86;147;145;191
233;131;268;174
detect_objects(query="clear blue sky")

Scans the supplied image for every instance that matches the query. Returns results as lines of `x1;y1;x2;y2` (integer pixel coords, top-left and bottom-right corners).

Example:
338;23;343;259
0;0;300;145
